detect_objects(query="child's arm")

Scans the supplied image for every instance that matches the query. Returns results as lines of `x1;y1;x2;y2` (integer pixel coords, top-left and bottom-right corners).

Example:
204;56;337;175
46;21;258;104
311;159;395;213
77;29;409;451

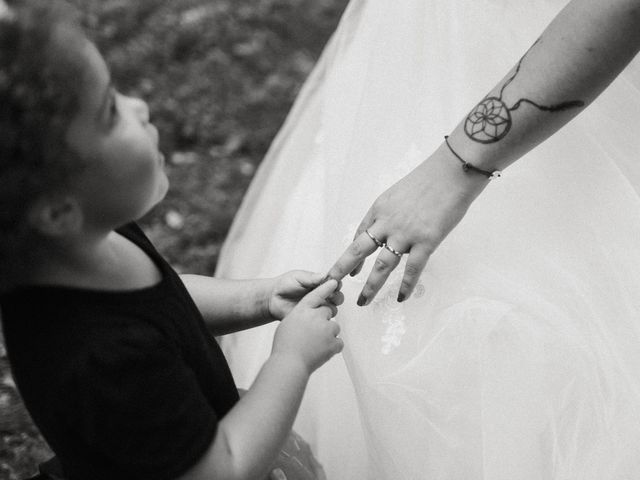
180;275;275;335
180;272;341;335
178;279;343;480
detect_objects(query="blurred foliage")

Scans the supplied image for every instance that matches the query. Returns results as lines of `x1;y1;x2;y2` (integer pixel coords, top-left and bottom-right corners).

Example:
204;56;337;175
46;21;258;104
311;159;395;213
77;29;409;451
0;0;348;478
79;0;349;275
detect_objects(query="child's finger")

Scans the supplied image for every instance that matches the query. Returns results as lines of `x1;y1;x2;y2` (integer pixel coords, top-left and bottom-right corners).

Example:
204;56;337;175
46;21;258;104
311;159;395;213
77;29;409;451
329;320;341;337
297;271;328;289
303;279;338;307
316;304;336;319
329;291;345;306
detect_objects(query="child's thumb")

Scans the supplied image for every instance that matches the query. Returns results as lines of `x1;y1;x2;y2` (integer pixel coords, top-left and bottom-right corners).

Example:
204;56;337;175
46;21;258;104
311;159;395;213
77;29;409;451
304;278;338;307
299;271;328;288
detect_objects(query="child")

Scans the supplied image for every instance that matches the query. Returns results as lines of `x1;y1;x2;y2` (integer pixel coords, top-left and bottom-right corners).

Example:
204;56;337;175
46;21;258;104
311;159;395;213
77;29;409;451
0;1;343;479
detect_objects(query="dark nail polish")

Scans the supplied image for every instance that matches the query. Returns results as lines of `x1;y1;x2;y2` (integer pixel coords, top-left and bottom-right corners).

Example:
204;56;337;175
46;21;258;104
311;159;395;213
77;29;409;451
397;293;405;303
357;294;367;306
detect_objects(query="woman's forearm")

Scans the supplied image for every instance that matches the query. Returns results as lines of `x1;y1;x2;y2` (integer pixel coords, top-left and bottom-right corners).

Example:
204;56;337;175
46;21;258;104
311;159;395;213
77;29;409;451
329;0;640;303
180;274;274;335
446;0;640;173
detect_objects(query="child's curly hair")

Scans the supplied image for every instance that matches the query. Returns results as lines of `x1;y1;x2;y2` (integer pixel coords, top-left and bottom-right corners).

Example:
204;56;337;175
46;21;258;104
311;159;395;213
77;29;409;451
0;0;86;289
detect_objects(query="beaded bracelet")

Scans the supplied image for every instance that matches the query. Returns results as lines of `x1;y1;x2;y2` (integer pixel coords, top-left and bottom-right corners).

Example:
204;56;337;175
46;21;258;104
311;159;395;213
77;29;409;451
444;136;502;179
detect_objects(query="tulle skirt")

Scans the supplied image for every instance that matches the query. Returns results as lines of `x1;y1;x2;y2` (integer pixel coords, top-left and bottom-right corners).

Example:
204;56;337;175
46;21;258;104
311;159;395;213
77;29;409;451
217;1;640;478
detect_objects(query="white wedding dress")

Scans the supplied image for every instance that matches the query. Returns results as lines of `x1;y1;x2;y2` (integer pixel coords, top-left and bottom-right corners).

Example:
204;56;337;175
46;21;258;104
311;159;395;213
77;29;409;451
216;1;640;478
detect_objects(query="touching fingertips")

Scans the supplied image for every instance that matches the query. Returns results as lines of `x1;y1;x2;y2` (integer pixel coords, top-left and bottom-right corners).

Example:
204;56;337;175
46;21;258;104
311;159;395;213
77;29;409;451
325;269;338;281
332;292;345;305
317;273;330;284
397;292;406;303
324;278;338;289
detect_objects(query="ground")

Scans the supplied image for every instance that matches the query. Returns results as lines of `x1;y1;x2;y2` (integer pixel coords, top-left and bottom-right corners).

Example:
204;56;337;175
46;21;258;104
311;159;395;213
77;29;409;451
0;1;348;477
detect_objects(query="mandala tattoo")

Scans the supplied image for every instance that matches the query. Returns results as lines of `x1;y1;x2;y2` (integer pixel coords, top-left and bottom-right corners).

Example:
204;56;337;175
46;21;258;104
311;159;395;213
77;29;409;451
464;39;585;144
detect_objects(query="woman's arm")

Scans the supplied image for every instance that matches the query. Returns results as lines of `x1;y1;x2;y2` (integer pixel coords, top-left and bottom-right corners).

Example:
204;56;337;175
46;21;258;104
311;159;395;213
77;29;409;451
448;0;640;173
328;0;640;303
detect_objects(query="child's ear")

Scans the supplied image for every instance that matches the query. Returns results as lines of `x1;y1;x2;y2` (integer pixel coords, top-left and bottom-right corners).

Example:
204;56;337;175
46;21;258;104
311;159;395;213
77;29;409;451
27;195;83;237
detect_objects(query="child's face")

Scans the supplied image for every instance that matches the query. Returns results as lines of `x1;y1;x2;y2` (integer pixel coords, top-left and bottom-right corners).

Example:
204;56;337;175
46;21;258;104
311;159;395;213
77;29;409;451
64;32;168;230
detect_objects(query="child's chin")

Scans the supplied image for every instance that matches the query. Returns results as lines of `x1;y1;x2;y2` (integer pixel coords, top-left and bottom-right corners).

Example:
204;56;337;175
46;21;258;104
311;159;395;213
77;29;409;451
148;179;170;211
158;175;170;200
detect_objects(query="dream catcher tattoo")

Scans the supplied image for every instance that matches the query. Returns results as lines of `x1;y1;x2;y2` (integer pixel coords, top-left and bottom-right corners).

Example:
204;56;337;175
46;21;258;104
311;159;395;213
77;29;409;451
464;40;584;144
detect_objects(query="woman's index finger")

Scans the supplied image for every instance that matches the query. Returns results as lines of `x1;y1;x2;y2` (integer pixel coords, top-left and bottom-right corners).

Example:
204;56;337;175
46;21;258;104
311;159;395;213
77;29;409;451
327;232;379;281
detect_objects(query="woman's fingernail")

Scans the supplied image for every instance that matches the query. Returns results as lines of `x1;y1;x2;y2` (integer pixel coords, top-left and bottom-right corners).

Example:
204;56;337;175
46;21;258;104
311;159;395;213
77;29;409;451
397;293;406;303
357;294;367;306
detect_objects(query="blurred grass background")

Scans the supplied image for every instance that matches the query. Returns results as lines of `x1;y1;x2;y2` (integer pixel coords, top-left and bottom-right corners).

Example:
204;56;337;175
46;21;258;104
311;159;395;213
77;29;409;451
0;0;348;477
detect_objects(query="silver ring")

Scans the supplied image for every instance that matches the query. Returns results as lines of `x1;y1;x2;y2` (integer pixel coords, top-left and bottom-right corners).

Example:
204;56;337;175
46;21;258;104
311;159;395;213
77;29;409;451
365;229;384;248
384;243;403;257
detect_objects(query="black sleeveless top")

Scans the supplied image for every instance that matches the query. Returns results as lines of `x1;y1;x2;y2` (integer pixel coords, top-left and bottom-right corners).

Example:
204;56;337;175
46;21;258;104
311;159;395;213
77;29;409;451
0;223;239;480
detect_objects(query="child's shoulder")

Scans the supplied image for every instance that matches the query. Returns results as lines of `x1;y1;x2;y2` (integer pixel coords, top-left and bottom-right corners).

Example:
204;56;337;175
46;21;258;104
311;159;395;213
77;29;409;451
4;299;177;393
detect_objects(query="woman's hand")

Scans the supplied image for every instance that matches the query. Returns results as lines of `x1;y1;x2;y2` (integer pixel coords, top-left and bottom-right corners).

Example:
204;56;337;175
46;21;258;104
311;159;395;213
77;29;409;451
268;271;344;320
328;143;489;305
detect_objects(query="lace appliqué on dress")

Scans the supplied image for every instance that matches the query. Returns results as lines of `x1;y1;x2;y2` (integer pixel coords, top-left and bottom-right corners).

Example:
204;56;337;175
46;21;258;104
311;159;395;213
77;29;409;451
343;260;426;355
378;297;406;355
372;273;426;355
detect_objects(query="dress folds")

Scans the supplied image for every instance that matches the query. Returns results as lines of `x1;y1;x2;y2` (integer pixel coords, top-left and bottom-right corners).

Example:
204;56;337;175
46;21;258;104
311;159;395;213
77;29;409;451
217;1;640;478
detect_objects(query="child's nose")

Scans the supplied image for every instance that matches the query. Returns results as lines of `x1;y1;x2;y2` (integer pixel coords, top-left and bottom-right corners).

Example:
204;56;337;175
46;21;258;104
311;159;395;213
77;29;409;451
128;96;150;124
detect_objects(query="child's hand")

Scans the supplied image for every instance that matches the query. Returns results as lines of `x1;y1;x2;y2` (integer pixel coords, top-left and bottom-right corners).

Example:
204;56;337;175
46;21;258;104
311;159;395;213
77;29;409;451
269;271;344;320
272;279;343;374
